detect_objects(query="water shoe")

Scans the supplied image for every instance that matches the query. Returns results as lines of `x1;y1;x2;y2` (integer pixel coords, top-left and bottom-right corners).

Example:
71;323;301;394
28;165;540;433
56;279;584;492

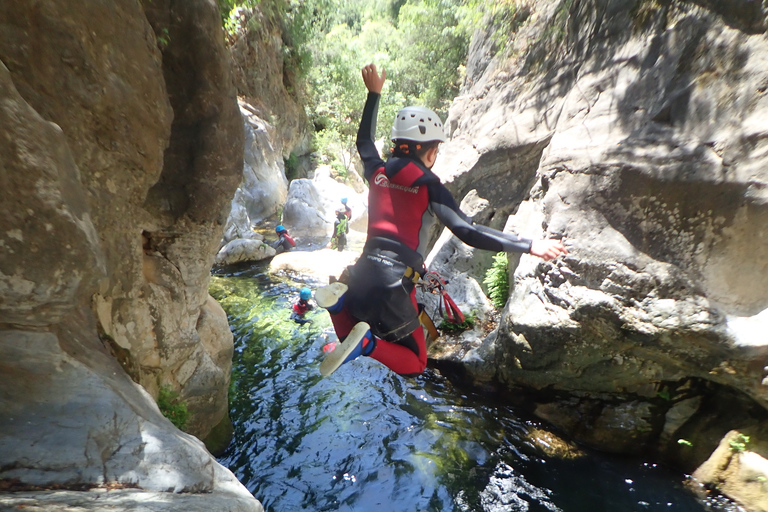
315;282;348;313
320;322;375;377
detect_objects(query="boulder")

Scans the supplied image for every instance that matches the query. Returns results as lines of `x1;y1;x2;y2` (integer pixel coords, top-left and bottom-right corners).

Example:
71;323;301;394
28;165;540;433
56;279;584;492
281;169;368;238
692;431;768;512
281;179;329;237
216;238;275;266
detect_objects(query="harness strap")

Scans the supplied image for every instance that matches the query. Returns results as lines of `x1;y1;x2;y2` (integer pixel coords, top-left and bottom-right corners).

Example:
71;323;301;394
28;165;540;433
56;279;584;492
364;236;425;274
418;270;466;325
418;303;439;343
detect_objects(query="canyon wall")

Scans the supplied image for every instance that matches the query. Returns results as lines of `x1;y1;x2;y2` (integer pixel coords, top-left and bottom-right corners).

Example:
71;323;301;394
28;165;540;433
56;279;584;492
432;0;768;488
0;0;261;509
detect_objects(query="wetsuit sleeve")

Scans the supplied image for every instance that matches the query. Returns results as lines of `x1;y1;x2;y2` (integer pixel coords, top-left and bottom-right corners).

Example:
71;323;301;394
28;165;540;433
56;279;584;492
428;182;533;253
356;92;385;181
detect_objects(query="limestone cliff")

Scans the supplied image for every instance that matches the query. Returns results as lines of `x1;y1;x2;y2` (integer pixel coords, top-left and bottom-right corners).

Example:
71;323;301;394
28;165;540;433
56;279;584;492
219;5;312;249
432;0;768;483
0;0;260;509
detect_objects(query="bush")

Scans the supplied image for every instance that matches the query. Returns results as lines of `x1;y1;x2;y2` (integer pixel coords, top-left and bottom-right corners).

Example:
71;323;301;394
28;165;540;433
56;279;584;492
438;311;476;332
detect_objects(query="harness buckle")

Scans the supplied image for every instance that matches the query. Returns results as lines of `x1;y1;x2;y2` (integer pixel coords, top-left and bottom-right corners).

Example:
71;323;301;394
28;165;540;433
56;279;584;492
404;266;421;283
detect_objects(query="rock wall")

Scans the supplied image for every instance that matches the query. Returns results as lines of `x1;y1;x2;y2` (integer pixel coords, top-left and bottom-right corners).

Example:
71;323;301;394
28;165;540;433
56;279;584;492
219;5;313;241
433;0;768;481
0;0;260;509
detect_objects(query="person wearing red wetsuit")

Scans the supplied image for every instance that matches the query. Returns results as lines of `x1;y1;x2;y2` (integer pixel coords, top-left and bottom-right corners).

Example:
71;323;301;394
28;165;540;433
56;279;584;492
316;64;568;378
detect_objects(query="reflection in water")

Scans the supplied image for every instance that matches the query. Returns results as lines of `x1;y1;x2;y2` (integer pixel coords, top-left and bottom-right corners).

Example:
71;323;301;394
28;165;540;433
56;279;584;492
212;263;737;512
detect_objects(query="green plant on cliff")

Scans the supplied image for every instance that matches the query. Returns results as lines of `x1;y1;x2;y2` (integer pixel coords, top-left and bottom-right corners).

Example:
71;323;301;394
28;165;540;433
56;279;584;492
157;385;190;431
484;252;509;309
284;151;300;181
729;433;750;453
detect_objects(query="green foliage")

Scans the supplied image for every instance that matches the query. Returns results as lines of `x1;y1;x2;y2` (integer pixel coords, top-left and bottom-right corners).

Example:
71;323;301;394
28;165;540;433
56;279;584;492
217;1;513;172
284;152;299;181
483;252;509;309
479;0;531;55
304;0;475;167
438;311;476;332
157;385;190;430
219;0;322;84
729;433;750;453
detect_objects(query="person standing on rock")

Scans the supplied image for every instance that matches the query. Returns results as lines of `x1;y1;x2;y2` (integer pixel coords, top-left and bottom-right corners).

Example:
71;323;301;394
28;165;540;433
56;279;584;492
341;197;352;221
315;63;568;378
330;209;349;252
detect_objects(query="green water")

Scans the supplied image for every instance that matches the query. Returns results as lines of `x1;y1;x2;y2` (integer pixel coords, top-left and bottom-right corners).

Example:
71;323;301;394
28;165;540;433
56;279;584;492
212;262;739;512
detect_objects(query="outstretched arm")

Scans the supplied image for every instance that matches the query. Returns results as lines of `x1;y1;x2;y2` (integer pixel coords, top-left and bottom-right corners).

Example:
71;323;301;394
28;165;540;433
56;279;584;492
429;182;568;260
530;239;568;261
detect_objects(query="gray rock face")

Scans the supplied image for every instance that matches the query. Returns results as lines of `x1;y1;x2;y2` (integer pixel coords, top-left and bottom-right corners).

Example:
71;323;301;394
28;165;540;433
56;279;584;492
0;0;259;509
434;0;768;463
281;171;367;238
223;102;290;240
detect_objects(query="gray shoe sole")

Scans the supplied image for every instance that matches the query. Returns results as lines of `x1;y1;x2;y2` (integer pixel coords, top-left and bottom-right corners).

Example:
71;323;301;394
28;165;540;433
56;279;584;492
320;322;371;377
315;282;348;309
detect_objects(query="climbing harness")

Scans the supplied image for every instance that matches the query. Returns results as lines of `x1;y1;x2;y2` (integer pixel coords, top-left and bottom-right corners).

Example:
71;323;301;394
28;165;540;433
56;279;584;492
417;270;465;325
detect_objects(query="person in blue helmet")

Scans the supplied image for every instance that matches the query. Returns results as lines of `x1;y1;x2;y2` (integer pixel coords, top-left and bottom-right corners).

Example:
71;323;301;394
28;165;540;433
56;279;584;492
272;224;296;254
290;287;314;325
340;198;352;221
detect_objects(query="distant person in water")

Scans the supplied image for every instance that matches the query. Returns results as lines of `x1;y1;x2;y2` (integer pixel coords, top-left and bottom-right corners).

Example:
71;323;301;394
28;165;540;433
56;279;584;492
272;224;296;254
341;197;352;221
290;287;314;325
330;209;349;252
314;63;568;378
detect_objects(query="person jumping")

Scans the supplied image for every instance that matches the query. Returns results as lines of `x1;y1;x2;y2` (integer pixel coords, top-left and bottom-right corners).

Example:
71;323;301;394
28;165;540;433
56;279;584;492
315;64;568;378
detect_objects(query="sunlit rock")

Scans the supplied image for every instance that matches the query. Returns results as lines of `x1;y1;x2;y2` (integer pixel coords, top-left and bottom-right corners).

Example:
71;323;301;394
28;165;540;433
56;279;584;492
281;168;368;238
691;431;768;512
433;0;768;459
216;238;276;266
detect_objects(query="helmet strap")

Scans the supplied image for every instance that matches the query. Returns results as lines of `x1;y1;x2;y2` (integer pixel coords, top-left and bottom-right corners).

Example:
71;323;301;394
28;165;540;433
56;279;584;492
393;141;422;157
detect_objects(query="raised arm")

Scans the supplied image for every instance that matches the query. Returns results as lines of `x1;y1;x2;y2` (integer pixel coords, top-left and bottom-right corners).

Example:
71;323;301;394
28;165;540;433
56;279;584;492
356;64;387;180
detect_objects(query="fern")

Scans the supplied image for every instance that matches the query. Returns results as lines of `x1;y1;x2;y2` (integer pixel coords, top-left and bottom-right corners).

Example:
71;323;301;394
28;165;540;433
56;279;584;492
484;252;509;309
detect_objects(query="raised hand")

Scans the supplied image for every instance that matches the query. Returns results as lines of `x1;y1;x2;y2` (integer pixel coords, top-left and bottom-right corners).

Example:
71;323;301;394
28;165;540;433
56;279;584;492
361;64;386;94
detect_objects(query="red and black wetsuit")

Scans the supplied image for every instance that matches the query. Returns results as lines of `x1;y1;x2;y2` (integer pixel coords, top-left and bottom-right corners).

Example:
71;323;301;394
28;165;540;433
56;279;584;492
328;92;533;376
291;299;313;325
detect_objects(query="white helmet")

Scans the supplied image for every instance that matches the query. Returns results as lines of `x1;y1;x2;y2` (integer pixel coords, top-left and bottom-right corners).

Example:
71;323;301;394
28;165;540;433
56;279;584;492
390;106;446;143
